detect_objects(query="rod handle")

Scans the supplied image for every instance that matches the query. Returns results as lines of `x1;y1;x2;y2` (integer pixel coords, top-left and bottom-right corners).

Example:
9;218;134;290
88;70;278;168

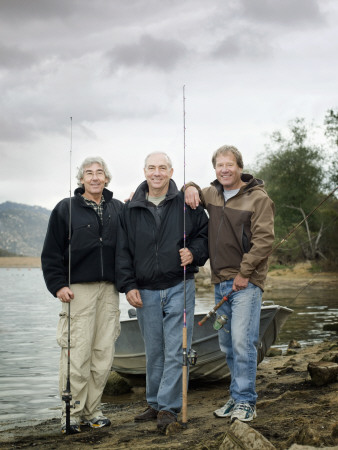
198;291;232;326
182;326;188;426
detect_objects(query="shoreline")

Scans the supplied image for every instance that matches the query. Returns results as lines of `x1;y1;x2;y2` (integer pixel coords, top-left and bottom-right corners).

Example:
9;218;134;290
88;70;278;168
1;257;338;280
0;339;337;449
0;260;337;448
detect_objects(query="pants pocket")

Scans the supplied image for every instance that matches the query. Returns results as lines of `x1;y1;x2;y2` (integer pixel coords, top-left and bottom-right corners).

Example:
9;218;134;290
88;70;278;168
56;311;76;348
113;310;121;342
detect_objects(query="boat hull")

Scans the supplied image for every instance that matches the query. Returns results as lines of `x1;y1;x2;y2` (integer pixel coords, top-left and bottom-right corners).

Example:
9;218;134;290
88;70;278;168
112;304;292;382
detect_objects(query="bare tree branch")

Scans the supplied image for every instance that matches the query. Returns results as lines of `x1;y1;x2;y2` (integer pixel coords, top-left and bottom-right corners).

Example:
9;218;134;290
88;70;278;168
284;205;314;258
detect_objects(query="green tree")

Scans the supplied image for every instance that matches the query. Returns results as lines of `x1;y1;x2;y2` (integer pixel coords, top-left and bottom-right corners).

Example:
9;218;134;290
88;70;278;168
324;108;338;189
324;108;338;146
256;118;325;262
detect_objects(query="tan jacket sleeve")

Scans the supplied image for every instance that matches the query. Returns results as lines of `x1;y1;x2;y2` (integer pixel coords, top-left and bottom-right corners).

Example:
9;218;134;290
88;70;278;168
183;182;208;208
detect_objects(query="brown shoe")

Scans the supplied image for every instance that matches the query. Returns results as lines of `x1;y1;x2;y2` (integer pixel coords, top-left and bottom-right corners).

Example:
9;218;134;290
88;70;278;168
157;410;177;432
134;406;158;422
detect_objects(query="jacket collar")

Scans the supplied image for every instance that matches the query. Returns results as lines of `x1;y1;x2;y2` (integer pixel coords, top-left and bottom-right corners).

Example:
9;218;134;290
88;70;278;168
74;187;113;203
128;179;179;208
211;174;263;197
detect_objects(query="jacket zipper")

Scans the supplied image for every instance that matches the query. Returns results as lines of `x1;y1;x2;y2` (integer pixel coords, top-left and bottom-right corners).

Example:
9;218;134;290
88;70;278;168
93;209;104;279
99;237;104;278
212;197;226;270
153;228;159;276
81;200;106;279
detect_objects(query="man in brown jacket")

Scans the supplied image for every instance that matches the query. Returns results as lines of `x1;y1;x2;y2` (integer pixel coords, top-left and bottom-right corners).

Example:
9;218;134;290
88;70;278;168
185;145;274;423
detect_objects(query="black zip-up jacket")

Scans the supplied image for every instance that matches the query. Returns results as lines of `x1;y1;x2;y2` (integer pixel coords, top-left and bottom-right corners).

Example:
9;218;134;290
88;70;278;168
115;180;209;293
41;187;123;297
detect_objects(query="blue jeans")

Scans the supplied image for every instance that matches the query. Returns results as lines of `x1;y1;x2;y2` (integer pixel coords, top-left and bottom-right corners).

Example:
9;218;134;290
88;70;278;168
137;279;195;416
215;280;262;405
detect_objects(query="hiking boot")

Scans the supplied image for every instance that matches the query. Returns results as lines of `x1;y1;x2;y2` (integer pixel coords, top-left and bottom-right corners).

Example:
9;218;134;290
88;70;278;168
157;410;177;432
231;402;257;422
213;397;235;418
81;416;111;428
134;406;158;422
61;420;81;434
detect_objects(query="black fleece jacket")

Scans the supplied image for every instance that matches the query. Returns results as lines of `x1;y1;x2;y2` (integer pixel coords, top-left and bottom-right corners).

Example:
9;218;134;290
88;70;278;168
41;187;123;297
115;179;209;293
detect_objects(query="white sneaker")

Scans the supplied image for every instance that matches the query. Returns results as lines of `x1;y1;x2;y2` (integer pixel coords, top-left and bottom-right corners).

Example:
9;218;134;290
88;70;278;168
213;398;235;418
231;402;257;422
81;416;111;428
61;419;81;434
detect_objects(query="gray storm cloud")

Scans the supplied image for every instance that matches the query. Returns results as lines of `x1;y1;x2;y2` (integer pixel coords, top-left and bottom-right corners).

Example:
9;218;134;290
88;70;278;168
0;0;336;208
107;35;188;71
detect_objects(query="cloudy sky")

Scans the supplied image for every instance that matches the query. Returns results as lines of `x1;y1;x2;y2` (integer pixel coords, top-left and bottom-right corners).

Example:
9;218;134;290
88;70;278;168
1;0;337;210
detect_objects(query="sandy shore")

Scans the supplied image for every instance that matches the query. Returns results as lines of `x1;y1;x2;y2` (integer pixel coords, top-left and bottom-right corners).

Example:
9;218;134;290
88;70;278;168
0;339;337;449
0;257;41;268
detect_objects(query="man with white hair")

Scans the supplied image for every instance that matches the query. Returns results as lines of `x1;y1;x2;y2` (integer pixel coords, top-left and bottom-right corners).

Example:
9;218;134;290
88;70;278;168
116;152;208;433
42;157;123;434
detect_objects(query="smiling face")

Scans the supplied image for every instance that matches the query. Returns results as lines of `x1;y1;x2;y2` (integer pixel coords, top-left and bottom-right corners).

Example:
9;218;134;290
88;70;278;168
80;162;108;202
144;153;173;197
215;152;243;191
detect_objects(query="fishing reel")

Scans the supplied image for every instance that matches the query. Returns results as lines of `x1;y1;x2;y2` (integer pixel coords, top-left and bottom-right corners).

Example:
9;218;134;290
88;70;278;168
213;314;228;331
61;389;72;404
61;389;80;410
188;349;197;366
62;389;80;408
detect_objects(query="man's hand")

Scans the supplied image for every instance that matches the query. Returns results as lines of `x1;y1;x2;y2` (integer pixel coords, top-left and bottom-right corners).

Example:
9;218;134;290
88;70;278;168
232;274;249;292
179;248;193;266
56;286;74;303
184;186;200;209
126;289;143;308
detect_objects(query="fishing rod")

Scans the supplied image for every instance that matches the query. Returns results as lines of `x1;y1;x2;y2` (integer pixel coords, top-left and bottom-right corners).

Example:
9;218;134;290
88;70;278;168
198;290;233;326
61;116;74;435
181;85;188;428
198;185;338;327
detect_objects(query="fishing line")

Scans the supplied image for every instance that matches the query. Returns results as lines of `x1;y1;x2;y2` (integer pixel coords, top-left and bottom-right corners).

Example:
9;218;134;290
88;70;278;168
268;186;338;256
181;85;188;428
61;117;74;435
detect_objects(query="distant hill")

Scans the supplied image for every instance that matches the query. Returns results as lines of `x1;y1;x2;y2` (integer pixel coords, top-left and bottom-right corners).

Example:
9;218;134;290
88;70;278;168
0;202;51;257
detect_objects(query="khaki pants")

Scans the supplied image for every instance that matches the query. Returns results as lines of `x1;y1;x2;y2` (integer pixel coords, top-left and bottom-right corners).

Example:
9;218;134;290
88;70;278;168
57;282;120;423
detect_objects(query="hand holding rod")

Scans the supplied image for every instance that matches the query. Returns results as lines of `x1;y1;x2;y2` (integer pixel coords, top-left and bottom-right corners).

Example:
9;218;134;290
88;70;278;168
198;290;233;326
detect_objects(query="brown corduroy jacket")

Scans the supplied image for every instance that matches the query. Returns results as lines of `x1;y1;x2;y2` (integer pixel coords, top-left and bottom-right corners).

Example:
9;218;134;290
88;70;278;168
188;174;275;290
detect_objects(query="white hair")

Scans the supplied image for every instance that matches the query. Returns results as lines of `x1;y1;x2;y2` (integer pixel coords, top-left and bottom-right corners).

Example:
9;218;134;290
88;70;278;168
76;156;112;187
144;152;173;169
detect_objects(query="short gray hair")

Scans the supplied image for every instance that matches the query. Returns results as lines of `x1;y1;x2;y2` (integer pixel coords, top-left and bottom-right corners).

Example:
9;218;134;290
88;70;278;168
76;156;112;188
211;145;243;169
144;152;173;169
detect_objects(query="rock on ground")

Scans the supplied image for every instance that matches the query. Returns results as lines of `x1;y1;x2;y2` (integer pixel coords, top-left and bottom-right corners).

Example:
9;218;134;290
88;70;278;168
220;420;276;449
307;361;338;386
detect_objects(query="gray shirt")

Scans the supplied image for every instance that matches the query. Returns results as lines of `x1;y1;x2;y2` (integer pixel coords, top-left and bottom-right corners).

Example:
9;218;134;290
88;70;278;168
223;188;240;203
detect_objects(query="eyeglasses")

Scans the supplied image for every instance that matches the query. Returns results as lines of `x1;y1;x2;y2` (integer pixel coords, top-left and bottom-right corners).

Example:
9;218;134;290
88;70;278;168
83;170;106;179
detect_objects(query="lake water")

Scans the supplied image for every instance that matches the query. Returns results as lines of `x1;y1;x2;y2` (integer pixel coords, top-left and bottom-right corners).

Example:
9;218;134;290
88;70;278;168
0;268;337;430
